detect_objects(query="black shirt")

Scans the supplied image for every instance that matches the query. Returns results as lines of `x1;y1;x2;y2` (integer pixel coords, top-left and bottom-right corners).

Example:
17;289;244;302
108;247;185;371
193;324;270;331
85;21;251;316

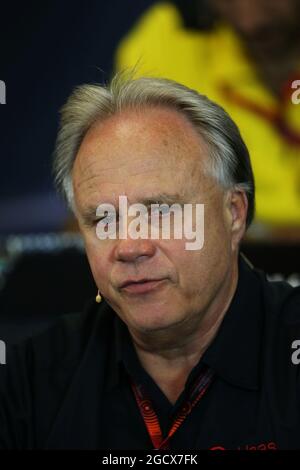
0;256;300;449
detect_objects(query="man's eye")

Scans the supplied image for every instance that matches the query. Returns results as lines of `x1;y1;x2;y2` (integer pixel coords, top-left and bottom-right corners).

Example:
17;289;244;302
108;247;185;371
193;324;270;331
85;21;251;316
96;214;117;225
151;205;170;216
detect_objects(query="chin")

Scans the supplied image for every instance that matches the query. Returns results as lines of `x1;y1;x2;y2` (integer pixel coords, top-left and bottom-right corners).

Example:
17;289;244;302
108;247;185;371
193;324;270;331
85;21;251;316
126;308;185;333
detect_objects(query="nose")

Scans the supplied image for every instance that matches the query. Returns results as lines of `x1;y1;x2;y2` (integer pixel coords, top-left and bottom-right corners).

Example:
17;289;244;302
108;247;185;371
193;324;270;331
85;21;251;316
114;237;156;263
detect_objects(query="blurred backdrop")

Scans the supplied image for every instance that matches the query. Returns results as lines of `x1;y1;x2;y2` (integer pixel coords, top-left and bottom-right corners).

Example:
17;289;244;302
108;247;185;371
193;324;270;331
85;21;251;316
0;0;155;234
0;0;299;344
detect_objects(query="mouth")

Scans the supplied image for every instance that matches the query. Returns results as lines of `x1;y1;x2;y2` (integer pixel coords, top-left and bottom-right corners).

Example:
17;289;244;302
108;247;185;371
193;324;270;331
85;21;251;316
120;278;167;295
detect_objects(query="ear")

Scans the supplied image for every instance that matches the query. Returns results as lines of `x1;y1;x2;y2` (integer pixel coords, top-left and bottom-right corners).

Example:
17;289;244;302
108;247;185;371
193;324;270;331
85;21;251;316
225;190;248;251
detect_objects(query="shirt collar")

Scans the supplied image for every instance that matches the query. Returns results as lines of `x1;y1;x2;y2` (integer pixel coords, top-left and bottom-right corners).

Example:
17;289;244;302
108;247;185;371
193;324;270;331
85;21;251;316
107;254;263;392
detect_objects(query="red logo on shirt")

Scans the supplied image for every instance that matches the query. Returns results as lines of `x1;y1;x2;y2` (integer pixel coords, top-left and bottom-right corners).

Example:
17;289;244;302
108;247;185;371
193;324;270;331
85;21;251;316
210;441;277;450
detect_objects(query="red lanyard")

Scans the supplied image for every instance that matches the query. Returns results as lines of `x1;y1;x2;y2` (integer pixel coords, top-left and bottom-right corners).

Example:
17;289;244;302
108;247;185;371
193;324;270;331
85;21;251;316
130;366;215;450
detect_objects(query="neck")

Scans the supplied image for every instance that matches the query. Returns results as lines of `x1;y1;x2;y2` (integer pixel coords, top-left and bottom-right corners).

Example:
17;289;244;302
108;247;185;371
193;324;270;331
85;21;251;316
128;261;239;404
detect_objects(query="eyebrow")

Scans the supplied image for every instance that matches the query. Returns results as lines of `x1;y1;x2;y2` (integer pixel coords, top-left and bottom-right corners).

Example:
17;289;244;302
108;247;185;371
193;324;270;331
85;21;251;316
80;192;186;225
80;206;101;225
139;192;185;207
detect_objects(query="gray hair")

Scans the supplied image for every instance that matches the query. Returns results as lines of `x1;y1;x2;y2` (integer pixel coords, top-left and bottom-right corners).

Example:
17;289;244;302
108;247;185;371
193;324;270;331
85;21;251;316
53;72;255;227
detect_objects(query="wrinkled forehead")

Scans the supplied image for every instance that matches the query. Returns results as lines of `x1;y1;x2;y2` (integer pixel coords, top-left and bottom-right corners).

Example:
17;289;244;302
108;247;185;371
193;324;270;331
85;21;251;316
75;106;210;168
72;106;213;205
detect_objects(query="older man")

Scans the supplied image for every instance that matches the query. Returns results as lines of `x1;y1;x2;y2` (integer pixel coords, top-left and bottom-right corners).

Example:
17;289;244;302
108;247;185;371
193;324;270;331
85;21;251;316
0;74;299;450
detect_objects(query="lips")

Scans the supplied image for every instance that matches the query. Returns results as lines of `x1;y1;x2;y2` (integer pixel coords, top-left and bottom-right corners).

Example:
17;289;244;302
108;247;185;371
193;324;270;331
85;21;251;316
119;278;166;295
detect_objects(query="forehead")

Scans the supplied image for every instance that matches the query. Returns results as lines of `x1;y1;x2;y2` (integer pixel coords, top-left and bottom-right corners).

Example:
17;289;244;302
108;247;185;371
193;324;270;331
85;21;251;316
72;106;212;208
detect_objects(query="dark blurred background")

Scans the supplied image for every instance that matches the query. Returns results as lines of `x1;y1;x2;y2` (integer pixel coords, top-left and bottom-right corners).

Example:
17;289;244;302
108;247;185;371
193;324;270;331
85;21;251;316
0;0;156;234
0;0;299;344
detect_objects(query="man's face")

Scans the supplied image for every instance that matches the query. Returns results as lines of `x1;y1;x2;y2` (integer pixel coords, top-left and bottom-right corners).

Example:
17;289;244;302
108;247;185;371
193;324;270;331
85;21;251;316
210;0;300;55
72;107;243;336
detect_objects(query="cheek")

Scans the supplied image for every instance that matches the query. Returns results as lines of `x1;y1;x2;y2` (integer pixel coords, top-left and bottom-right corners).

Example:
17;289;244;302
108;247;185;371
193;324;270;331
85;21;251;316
204;202;231;250
181;210;231;289
84;238;111;287
159;239;202;287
